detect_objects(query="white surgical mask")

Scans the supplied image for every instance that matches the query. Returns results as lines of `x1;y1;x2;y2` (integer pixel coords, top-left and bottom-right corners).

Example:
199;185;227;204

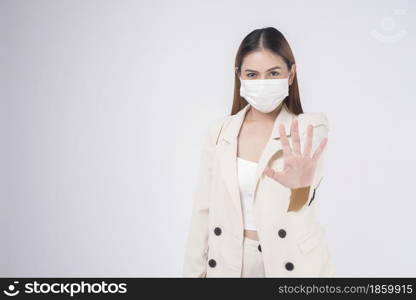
239;77;289;113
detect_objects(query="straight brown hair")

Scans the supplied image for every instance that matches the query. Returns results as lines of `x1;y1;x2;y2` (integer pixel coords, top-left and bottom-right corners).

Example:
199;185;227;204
232;27;304;116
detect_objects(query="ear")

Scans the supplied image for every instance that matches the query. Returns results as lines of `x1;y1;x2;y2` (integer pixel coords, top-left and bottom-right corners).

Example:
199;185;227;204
234;66;240;77
289;64;296;86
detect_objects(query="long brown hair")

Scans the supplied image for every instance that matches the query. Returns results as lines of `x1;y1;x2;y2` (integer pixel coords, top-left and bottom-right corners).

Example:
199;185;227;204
232;27;303;116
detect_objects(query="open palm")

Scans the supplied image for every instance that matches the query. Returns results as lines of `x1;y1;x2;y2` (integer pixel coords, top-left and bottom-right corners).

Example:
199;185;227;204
264;118;328;189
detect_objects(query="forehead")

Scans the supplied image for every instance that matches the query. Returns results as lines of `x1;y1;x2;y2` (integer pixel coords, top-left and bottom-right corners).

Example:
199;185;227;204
241;49;286;71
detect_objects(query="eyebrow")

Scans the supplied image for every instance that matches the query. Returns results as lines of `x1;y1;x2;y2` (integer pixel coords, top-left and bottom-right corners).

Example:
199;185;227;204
244;66;281;72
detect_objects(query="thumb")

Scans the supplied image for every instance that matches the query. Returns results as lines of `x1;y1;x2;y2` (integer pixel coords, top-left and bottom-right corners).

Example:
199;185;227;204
264;166;284;183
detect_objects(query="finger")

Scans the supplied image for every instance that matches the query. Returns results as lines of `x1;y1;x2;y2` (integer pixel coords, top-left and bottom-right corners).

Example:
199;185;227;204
279;123;292;158
311;137;328;162
264;166;284;183
291;118;301;155
303;124;313;157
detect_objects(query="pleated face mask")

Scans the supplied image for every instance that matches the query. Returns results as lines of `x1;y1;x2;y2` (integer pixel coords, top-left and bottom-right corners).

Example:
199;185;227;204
239;77;289;113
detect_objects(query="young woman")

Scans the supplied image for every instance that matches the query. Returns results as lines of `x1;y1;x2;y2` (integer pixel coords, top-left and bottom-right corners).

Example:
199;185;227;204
183;27;335;277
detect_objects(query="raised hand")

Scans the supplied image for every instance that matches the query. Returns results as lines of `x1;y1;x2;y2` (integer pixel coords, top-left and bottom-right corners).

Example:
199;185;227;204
264;118;328;189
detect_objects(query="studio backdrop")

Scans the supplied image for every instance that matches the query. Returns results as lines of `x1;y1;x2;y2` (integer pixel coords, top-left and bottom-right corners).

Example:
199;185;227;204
1;0;415;277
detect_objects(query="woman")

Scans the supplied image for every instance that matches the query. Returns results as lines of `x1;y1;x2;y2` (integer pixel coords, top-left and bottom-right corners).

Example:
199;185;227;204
182;27;335;277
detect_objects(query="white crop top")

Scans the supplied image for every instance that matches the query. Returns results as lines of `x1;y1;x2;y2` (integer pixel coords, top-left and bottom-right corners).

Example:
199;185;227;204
237;157;258;230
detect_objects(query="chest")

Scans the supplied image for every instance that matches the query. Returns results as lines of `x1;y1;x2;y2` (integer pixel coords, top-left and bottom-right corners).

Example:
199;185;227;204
237;120;274;162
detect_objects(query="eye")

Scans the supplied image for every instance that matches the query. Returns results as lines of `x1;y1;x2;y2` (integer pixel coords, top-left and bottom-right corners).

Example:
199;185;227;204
270;71;280;76
247;73;256;78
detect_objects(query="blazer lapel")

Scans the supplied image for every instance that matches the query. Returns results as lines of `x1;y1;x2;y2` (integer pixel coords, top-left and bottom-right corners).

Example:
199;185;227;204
218;103;295;227
252;104;294;204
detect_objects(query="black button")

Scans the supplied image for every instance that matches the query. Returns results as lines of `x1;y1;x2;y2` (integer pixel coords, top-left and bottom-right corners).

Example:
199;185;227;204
285;262;294;271
278;229;287;238
208;259;216;268
258;244;262;252
214;227;222;236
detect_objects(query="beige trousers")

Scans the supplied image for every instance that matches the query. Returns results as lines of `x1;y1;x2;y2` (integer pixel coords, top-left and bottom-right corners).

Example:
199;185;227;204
241;236;266;277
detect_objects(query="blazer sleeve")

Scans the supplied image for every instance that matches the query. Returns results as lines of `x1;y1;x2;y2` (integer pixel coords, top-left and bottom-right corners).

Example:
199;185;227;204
182;117;226;277
298;113;331;211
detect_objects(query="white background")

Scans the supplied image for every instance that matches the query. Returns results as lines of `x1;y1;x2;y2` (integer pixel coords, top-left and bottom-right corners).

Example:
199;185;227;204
1;0;415;276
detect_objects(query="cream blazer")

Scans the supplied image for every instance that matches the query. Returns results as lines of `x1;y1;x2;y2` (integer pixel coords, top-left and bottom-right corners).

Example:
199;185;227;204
182;102;335;277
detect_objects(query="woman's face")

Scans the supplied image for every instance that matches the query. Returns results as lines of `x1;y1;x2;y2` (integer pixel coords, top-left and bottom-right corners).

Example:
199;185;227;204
239;49;296;85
